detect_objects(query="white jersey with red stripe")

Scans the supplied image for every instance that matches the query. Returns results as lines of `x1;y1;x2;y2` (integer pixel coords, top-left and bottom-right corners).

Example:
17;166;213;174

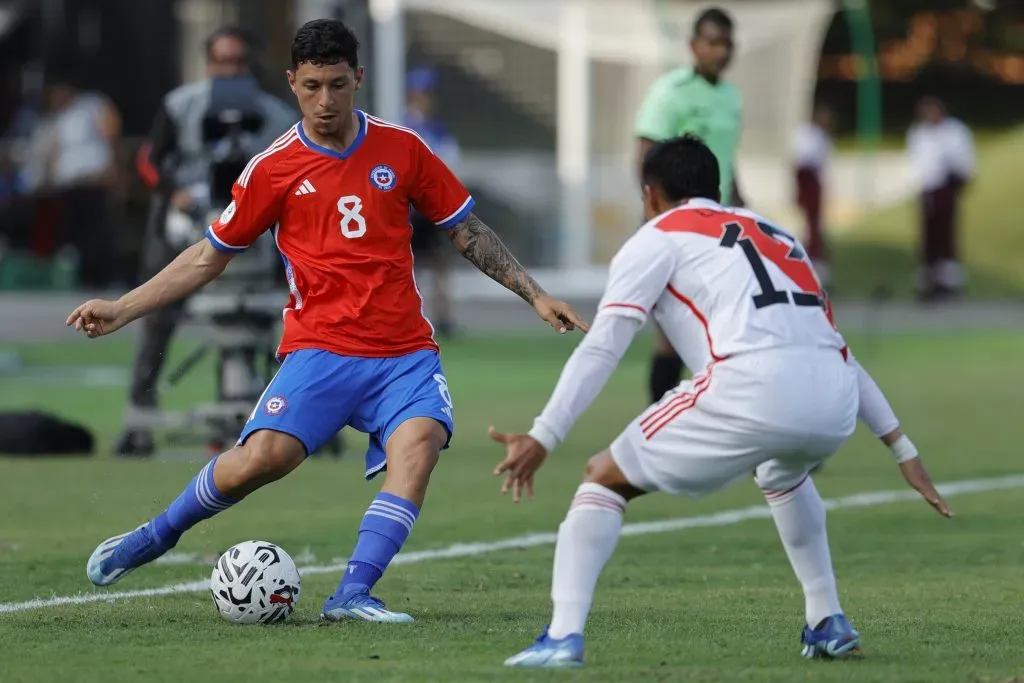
524;199;900;500
599;198;846;370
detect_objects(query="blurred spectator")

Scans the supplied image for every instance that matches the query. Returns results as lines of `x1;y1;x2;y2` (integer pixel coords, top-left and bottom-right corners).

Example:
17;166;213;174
115;26;296;458
0;92;34;253
405;65;462;337
906;96;975;302
5;100;39;141
0;154;21;254
792;103;834;286
17;71;123;288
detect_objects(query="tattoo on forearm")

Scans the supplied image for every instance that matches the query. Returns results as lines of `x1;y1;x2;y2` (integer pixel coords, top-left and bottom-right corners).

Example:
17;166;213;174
448;213;544;304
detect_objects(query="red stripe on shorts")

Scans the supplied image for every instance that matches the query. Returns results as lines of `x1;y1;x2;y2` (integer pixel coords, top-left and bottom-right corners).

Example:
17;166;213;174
641;365;716;439
640;370;712;434
763;476;809;500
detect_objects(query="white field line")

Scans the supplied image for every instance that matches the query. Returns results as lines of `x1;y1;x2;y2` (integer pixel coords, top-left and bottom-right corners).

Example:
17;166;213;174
2;474;1023;615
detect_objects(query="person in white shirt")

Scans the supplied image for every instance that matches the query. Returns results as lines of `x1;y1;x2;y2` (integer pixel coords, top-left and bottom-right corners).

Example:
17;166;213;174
491;135;951;669
19;72;122;288
792;104;834;285
906;97;974;301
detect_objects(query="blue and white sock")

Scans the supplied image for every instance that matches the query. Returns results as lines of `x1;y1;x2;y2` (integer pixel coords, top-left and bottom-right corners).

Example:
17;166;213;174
336;492;419;598
150;456;238;547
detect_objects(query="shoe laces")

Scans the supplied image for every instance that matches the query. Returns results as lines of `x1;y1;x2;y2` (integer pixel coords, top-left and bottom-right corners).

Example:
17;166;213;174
346;591;388;610
108;526;155;566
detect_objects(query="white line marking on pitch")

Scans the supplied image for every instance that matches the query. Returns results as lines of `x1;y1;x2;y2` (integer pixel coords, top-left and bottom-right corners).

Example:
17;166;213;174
2;474;1022;614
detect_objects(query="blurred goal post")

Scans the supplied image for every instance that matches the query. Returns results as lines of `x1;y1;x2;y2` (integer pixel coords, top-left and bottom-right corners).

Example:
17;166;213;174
370;0;835;300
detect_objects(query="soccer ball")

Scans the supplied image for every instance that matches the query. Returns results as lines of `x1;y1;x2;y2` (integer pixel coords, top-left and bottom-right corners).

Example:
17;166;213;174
210;540;301;624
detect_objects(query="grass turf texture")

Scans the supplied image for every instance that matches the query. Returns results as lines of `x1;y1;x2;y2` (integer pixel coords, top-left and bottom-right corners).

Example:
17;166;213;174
1;331;1023;682
828;125;1024;300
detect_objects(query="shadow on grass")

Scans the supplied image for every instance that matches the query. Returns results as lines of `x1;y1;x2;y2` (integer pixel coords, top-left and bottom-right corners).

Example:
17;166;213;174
828;240;1024;301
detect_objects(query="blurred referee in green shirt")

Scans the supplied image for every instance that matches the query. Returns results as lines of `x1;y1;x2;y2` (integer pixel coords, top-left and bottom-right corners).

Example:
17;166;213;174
634;7;745;404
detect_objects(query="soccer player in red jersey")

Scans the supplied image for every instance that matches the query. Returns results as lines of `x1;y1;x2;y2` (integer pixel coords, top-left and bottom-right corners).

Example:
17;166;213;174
70;19;587;623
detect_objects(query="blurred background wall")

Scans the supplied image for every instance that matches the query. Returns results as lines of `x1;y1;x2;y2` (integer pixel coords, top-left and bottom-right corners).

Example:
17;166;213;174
0;0;1020;300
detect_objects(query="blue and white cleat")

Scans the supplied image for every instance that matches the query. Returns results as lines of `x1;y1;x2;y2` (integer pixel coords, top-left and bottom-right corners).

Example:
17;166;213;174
322;589;414;623
504;627;585;668
800;614;861;659
86;523;174;587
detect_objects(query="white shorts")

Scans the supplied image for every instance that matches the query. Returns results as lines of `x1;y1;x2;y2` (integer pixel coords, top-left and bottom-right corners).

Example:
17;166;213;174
611;348;858;498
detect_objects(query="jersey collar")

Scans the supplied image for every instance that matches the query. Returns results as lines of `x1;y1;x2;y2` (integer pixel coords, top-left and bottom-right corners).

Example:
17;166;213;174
296;109;367;160
681;197;724;211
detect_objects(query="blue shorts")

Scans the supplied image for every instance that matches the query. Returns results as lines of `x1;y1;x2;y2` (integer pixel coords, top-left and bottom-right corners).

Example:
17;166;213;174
238;348;455;479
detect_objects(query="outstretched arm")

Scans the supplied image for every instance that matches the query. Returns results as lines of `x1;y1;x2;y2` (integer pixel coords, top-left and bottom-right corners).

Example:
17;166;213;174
489;311;642;502
68;161;282;339
849;351;952;517
529;312;643;450
67;239;231;337
489;227;675;501
849;352;901;445
448;212;588;332
447;212;543;305
121;240;231;320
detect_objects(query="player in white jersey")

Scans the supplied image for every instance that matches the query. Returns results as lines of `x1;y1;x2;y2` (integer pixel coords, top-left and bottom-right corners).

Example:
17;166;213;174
491;135;952;668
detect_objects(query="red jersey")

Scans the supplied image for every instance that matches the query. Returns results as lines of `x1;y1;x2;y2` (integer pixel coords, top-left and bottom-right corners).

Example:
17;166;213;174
205;110;474;358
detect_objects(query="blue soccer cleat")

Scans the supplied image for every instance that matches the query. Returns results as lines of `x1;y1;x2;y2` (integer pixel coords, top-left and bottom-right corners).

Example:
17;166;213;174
800;614;861;659
86;523;174;587
321;588;414;623
504;627;585;668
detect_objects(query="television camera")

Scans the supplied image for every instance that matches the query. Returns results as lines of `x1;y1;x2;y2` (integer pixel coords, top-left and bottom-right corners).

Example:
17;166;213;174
128;76;343;457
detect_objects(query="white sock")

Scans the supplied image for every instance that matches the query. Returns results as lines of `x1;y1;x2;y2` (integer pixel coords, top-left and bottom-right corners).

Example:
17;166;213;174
548;483;626;639
764;476;842;628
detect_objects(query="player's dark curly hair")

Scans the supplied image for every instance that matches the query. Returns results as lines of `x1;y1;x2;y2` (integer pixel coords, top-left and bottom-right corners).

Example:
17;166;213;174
291;19;360;69
642;134;721;203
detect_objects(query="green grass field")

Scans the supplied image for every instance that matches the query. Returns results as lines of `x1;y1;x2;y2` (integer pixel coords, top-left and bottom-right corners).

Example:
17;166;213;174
830;125;1024;300
1;331;1023;682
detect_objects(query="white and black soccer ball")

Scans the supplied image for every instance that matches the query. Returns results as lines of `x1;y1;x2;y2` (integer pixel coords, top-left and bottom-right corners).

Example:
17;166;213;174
210;540;301;625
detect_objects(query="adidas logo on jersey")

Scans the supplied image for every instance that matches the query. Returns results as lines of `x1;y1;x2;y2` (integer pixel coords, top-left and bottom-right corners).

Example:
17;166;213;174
294;179;317;196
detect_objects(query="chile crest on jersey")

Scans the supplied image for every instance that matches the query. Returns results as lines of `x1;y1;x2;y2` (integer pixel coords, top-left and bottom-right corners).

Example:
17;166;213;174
370;164;397;191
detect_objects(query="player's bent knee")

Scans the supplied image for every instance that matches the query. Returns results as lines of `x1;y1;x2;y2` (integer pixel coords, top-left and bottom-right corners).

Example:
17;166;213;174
754;465;812;498
582;451;619;484
390;439;440;477
384;418;446;495
582;450;644;501
238;430;306;483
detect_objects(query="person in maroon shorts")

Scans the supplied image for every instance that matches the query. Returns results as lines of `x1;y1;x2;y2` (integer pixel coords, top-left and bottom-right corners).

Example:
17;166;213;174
792;104;833;287
907;96;974;302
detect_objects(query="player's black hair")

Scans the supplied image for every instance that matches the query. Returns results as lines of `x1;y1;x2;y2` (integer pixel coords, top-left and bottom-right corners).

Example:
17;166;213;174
291;19;360;69
642;134;721;203
693;7;734;38
205;25;254;60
